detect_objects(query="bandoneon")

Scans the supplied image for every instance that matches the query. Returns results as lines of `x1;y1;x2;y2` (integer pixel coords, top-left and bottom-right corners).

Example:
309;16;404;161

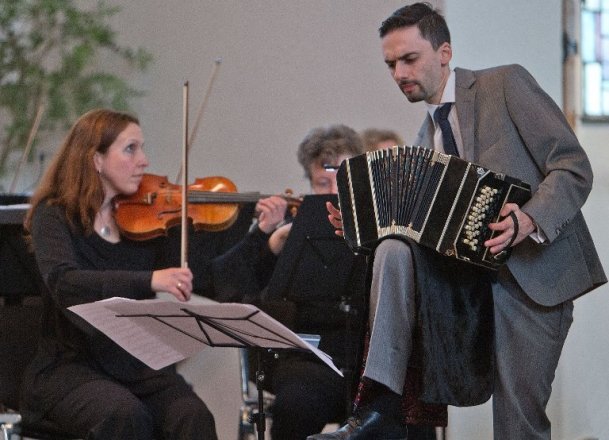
336;146;531;269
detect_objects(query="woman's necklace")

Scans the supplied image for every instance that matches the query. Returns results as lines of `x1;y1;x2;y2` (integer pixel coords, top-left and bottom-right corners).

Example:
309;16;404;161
100;222;112;238
98;206;114;238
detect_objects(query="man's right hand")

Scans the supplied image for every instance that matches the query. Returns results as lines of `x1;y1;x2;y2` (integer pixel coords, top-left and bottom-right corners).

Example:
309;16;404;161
326;201;344;236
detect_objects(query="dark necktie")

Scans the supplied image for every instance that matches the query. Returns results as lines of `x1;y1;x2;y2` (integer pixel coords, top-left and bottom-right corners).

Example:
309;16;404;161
433;103;459;157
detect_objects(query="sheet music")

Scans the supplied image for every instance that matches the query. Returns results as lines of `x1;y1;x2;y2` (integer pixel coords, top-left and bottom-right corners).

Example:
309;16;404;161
69;297;342;375
70;298;190;369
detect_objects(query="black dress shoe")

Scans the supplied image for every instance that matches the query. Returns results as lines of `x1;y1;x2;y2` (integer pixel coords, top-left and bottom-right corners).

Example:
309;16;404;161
306;410;408;440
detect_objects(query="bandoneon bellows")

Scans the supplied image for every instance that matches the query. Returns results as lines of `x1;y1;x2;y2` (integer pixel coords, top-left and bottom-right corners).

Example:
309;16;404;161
336;146;531;269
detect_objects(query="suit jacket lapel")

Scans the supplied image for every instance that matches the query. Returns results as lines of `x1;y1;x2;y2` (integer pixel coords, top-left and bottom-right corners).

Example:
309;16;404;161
414;114;434;149
455;68;477;162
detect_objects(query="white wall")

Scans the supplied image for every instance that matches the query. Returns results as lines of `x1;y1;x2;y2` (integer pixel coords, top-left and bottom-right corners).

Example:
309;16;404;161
447;0;563;99
101;0;427;197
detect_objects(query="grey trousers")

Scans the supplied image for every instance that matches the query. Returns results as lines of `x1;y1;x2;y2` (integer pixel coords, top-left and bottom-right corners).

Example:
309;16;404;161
362;239;574;440
492;269;573;440
363;239;415;394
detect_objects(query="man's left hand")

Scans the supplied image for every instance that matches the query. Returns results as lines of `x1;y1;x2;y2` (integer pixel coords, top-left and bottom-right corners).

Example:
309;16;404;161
485;203;535;254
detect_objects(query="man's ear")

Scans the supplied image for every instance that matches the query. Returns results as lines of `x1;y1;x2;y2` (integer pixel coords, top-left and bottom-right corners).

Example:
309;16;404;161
439;42;452;65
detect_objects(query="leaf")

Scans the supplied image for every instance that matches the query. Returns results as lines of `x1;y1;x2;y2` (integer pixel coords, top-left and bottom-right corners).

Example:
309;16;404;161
0;0;154;176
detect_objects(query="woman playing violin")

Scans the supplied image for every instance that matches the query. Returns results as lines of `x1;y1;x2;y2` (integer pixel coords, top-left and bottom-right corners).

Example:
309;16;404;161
22;108;287;439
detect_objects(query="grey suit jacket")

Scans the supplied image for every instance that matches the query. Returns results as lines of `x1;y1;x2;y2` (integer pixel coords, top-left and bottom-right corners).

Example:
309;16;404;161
414;64;606;306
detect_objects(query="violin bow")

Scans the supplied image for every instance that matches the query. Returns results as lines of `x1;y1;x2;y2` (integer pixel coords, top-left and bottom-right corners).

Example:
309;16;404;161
181;82;189;268
179;59;222;267
9;101;45;193
175;58;222;184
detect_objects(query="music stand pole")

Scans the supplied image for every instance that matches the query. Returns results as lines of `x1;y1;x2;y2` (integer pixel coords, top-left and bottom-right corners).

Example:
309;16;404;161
253;349;267;440
179;309;276;440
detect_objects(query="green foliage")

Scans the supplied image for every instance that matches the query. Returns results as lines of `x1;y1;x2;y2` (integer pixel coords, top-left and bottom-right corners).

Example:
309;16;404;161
0;0;153;177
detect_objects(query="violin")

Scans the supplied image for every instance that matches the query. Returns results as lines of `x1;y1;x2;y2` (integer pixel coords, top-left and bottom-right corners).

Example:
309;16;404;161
112;173;300;241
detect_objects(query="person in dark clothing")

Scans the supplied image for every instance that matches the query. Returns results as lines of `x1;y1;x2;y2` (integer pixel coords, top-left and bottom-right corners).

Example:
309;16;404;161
21;108;288;440
254;124;366;440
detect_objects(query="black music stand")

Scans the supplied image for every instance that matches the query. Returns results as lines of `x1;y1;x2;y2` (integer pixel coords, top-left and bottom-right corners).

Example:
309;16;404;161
264;194;367;414
68;298;339;440
265;194;362;304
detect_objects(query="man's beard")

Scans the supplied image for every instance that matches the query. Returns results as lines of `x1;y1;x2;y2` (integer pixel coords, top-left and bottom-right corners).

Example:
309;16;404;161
399;80;425;102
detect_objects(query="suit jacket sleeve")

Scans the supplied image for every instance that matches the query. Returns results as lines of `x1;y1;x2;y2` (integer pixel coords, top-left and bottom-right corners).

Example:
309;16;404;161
502;64;593;242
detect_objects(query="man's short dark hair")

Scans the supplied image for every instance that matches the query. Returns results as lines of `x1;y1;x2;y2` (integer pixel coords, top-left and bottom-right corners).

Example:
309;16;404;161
379;2;451;50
